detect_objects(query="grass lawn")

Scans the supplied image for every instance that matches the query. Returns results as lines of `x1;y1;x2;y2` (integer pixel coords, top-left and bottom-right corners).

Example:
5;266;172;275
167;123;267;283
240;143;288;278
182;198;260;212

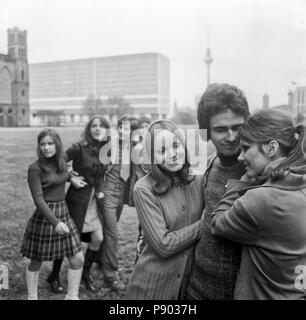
0;126;211;300
0;127;139;300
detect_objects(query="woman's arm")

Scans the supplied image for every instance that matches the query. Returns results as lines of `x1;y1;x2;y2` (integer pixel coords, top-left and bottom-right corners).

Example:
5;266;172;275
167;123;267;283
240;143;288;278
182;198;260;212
211;180;262;244
65;143;89;187
134;187;203;258
27;167;60;227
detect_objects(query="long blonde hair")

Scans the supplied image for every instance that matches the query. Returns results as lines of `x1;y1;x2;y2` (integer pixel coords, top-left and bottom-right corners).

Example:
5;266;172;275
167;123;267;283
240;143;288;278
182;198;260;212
143;120;195;195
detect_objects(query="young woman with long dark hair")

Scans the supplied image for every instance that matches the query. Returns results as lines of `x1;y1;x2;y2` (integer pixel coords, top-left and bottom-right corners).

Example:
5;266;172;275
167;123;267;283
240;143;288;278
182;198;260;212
21;129;84;300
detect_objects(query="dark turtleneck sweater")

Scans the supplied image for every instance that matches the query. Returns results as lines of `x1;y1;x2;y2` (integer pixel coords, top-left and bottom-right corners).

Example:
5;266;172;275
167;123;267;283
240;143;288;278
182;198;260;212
186;152;245;300
27;157;68;227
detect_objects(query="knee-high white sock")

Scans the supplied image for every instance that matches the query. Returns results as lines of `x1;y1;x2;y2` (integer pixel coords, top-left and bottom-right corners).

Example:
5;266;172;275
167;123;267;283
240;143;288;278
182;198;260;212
26;269;39;300
65;268;83;300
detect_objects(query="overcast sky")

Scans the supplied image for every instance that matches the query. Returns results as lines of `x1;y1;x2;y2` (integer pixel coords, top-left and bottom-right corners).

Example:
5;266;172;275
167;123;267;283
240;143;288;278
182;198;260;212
0;0;306;112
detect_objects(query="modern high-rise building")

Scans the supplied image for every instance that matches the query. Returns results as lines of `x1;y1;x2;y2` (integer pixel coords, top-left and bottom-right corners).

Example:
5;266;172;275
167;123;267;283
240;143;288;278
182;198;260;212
0;27;30;127
29;53;170;126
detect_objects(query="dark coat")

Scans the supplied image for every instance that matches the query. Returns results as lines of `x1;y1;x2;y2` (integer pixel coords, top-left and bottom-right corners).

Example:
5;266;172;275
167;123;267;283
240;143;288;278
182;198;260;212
65;141;105;234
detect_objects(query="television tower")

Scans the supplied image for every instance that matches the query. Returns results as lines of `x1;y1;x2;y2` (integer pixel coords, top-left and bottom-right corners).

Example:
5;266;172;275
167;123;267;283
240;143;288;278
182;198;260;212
204;48;213;88
204;22;213;87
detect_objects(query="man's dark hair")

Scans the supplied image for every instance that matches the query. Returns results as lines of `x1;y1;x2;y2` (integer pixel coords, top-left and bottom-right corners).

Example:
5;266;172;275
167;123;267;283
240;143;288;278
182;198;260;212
197;83;250;139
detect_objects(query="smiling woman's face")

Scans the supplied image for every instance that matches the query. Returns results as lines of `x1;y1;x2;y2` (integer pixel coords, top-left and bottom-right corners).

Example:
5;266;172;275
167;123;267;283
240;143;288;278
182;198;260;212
153;129;186;173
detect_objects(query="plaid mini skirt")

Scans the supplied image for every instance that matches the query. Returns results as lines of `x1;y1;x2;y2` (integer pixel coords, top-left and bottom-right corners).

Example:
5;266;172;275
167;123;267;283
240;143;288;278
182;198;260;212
20;200;82;262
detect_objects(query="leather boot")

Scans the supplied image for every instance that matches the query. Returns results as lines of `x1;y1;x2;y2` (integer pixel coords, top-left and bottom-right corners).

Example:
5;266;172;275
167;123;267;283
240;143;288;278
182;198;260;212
47;258;64;294
81;249;98;291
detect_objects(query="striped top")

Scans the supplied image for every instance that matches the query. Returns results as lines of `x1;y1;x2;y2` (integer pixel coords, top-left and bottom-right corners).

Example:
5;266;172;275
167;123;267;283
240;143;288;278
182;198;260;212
125;173;204;300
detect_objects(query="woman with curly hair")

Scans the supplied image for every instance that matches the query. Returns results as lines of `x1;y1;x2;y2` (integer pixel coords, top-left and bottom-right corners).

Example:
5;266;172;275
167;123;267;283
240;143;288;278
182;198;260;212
47;116;110;293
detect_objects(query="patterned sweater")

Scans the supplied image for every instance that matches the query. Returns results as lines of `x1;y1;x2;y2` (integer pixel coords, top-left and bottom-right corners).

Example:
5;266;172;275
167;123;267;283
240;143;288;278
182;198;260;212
186;155;245;300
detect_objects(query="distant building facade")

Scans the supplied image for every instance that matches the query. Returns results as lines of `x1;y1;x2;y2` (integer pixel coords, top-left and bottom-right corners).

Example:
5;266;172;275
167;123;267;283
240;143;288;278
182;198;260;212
291;86;306;116
0;27;30;127
266;86;306;120
29;53;170;126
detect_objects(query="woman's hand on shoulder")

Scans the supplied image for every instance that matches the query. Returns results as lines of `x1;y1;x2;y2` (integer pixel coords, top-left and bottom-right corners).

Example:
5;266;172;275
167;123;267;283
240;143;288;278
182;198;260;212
240;173;257;184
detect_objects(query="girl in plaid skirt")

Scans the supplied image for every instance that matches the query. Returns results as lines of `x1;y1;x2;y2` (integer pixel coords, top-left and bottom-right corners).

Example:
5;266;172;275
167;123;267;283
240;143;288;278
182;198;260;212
21;129;84;300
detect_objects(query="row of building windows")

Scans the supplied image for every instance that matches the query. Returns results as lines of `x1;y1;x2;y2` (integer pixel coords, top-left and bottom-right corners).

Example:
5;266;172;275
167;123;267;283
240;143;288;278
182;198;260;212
31;80;158;96
34;59;157;70
0;108;26;115
31;77;157;87
32;61;157;70
32;86;157;98
30;78;157;91
31;63;157;74
31;97;159;108
30;71;157;83
96;73;157;80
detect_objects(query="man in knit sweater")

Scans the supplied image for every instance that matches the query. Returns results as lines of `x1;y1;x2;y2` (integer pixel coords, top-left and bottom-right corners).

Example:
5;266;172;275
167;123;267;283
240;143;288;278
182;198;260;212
185;83;250;300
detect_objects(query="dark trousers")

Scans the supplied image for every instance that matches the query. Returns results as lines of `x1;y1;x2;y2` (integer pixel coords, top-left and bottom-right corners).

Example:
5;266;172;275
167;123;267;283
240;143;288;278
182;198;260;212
96;182;125;282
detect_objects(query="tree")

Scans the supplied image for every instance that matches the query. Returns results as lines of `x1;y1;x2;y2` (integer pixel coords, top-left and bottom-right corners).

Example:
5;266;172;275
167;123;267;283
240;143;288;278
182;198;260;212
170;106;197;125
82;94;108;117
105;96;133;118
82;95;133;121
